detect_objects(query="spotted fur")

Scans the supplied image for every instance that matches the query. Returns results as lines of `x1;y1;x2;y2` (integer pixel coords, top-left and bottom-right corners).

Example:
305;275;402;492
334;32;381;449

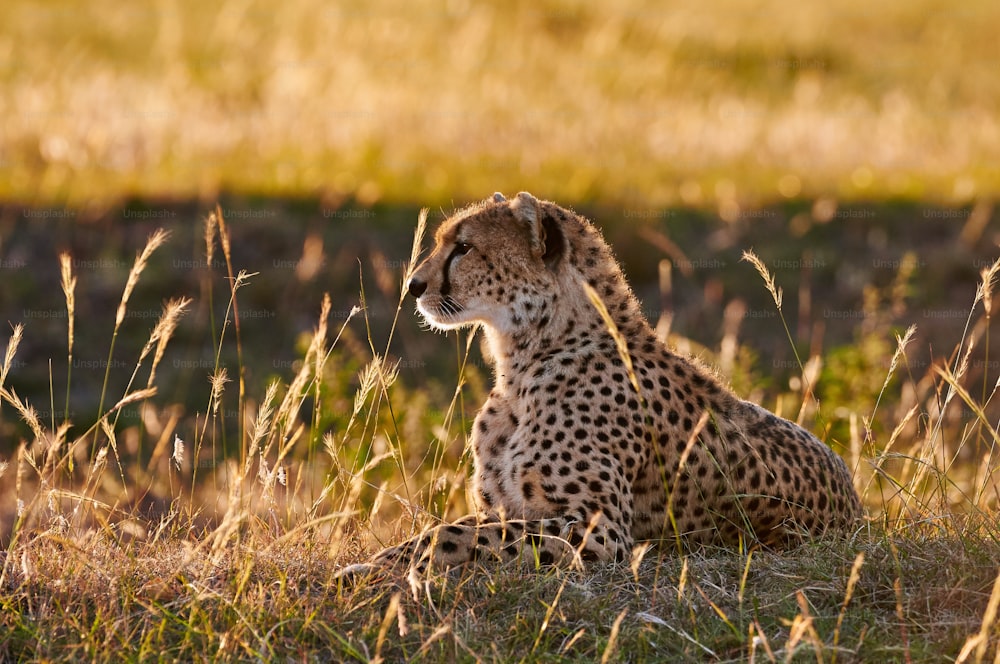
340;192;862;584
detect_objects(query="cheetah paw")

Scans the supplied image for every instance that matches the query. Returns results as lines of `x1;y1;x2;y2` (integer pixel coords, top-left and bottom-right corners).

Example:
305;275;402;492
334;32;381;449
333;563;386;588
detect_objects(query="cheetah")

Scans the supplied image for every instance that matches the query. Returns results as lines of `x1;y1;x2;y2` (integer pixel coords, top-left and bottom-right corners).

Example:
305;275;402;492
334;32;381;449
339;191;862;583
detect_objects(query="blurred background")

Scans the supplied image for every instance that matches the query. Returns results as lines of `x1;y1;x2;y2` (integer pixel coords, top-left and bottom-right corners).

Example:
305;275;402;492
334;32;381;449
2;0;999;207
1;0;1000;523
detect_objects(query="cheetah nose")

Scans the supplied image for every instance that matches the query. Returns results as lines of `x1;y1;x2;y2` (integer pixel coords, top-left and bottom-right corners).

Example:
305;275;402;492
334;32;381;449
407;277;427;298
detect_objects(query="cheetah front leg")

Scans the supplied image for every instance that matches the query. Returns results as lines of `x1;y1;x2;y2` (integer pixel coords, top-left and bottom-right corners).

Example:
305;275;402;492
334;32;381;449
336;511;632;591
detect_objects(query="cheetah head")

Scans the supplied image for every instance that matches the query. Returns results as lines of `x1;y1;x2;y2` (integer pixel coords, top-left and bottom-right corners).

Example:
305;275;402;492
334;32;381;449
407;191;567;332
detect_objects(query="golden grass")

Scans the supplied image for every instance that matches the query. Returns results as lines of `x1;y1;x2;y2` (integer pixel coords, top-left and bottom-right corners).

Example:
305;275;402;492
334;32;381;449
2;0;1000;208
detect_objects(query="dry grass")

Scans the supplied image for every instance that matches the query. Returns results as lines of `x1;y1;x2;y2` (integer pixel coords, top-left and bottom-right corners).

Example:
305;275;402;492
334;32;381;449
2;0;1000;209
0;207;998;661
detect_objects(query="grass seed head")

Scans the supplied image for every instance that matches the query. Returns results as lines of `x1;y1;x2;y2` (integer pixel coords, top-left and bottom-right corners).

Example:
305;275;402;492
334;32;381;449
204;211;218;265
215;205;231;261
92;446;108;475
1;323;24;388
245;381;280;473
977;256;1000;316
741;249;783;309
116;229;170;328
209;369;230;415
59;253;76;351
111;387;158;414
891;325;917;374
171;434;184;471
147;297;192;386
404;208;429;287
353;355;399;417
1;387;45;442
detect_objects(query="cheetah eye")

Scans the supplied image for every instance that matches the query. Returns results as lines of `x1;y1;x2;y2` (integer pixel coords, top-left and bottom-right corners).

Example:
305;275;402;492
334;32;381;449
454;242;473;256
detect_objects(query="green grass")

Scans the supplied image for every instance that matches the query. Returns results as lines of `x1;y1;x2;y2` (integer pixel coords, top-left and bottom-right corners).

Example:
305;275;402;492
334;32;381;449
1;208;1000;661
2;0;1000;207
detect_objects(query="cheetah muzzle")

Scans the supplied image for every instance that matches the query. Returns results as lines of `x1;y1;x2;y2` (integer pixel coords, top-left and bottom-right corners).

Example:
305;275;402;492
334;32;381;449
337;191;862;589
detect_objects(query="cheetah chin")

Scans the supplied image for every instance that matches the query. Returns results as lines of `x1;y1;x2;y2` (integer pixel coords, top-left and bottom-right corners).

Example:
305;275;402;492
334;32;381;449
339;191;862;588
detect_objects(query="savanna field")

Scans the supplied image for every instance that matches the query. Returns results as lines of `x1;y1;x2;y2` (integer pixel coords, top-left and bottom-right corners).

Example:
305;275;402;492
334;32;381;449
3;1;1000;662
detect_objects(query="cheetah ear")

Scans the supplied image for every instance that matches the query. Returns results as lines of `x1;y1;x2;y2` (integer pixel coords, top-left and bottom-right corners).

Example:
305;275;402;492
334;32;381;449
492;192;506;203
510;191;542;256
509;191;538;225
510;191;565;269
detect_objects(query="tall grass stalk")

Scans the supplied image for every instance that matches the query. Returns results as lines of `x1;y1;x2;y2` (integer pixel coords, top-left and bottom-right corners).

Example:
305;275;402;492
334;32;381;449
58;253;75;434
93;229;169;458
741;250;819;425
203;211;220;498
0;324;24;413
214;206;249;456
